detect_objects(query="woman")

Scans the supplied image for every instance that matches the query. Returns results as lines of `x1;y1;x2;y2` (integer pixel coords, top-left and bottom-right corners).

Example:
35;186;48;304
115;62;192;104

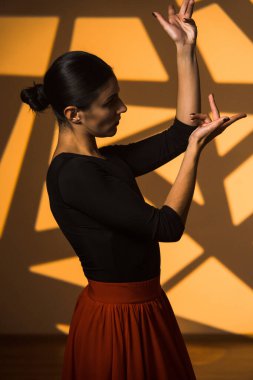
20;1;246;379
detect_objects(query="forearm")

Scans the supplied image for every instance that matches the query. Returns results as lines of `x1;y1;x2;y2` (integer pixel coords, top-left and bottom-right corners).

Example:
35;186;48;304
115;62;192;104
164;142;201;226
175;44;201;126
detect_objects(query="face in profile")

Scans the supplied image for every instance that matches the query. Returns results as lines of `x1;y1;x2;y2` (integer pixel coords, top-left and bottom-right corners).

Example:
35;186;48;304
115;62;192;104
70;76;127;137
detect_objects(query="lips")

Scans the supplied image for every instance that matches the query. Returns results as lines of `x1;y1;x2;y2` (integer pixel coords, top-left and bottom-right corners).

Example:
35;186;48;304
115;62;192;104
110;116;121;127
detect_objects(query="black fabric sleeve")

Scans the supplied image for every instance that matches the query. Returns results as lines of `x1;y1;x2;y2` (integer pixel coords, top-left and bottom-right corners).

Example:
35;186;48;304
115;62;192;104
101;117;198;177
57;158;185;242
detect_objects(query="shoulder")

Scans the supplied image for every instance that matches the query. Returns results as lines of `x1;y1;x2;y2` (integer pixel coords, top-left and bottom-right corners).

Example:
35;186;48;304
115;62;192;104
60;156;105;175
57;156;107;188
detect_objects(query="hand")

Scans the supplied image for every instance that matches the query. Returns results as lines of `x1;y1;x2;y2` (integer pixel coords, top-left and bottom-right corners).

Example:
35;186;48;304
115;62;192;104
188;93;247;151
152;0;197;47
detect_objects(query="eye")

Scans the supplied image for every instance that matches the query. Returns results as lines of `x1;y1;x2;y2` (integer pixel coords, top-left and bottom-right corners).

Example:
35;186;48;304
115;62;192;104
104;96;117;107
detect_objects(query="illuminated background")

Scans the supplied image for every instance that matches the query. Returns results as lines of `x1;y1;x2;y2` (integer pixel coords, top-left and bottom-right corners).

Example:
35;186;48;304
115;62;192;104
0;0;252;337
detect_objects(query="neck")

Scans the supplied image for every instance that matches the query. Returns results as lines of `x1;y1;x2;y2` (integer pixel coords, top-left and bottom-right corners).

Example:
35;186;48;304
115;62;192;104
54;127;100;155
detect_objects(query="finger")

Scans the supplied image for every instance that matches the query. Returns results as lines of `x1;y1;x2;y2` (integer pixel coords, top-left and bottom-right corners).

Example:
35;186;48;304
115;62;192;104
203;117;229;137
190;113;212;123
212;114;247;137
185;0;195;18
168;4;176;18
208;93;220;119
152;12;172;31
222;113;247;127
206;116;230;132
179;0;190;16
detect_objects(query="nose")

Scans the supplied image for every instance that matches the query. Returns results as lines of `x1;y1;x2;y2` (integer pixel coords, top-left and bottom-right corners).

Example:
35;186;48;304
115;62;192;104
118;102;127;114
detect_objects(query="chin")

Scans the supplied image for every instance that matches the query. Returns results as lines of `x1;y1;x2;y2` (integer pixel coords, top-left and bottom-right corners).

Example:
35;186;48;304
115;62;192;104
109;126;117;135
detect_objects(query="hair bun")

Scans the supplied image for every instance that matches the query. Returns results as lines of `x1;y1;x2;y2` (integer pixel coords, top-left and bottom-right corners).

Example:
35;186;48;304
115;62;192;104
20;81;50;112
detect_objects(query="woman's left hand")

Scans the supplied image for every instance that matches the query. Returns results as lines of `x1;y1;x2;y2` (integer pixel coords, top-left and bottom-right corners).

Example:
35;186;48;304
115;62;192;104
153;0;197;47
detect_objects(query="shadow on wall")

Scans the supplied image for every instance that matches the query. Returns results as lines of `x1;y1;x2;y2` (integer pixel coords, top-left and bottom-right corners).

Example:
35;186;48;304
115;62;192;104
0;0;252;336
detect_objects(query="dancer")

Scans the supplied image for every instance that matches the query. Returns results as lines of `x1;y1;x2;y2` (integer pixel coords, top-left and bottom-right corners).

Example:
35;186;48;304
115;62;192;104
20;0;246;379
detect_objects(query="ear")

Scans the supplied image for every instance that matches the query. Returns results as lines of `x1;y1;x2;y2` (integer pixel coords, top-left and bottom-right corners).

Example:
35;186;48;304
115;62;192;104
64;106;81;124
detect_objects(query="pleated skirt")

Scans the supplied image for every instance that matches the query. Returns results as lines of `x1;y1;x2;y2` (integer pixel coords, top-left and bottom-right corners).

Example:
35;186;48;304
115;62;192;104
61;274;196;380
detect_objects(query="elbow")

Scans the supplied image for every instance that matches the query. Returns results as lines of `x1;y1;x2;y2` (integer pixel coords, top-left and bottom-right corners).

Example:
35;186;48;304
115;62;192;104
155;227;185;242
171;229;184;242
173;218;185;241
153;205;185;242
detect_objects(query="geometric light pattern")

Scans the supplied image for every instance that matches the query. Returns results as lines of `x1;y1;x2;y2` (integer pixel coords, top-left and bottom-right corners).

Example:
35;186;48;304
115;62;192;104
29;257;87;287
224;154;253;226
56;324;70;335
35;121;59;232
160;233;204;280
167;257;253;336
0;17;59;76
0;104;36;238
154;154;205;206
193;4;253;83
1;2;252;337
215;113;253;157
71;17;169;81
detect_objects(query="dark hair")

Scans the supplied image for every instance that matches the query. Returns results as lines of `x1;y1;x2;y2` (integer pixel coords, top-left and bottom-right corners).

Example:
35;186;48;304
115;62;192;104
20;51;116;126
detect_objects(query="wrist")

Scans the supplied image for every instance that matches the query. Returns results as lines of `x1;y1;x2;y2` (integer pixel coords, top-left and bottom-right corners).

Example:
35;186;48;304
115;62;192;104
187;139;202;159
176;43;196;56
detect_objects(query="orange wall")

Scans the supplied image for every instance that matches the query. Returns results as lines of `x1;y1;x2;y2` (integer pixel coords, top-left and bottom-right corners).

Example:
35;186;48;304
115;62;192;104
0;0;252;336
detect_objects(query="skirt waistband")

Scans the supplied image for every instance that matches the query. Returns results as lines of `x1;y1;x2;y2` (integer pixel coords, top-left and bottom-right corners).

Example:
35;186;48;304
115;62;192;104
87;274;162;304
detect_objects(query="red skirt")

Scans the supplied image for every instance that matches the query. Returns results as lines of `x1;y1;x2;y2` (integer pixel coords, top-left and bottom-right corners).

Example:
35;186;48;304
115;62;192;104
61;274;196;380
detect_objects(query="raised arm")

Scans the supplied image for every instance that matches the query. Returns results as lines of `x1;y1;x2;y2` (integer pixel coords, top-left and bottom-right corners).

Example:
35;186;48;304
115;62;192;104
153;0;200;125
100;1;200;177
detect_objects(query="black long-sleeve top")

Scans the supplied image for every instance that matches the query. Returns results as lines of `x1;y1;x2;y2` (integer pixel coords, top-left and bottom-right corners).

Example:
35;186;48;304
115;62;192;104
46;117;198;282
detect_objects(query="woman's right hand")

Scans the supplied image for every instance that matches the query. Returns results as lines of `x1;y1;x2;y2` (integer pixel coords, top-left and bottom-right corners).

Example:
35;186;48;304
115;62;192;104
188;93;247;151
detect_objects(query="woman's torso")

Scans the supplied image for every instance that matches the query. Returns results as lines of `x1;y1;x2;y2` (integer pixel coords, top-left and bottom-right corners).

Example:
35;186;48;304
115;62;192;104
46;147;161;283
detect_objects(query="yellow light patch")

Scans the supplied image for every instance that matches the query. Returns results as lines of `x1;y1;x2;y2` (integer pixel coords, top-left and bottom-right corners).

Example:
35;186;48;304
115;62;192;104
155;154;205;206
194;4;253;83
160;233;204;281
215;114;253;156
0;104;35;238
224;154;253;226
70;17;169;81
35;121;59;232
0;17;59;76
29;256;87;287
166;257;253;336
